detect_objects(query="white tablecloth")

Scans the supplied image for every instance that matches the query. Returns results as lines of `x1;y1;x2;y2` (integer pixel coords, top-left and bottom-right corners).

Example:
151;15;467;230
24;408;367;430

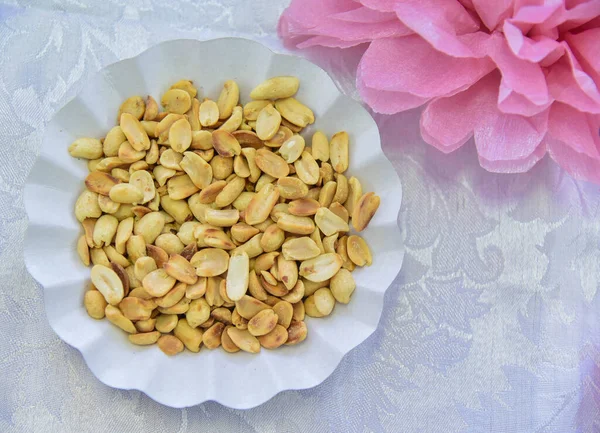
1;1;598;432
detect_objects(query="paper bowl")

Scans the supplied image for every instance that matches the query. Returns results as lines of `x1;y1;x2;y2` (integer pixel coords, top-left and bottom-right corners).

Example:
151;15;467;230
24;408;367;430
23;38;403;409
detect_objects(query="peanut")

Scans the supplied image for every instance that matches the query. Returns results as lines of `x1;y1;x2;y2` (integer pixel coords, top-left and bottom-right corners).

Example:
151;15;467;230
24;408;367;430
221;325;241;353
142;268;176;297
352;192;381;232
90;264;124;305
294;151;320;185
164;254;197;284
245;183;280;226
199;99;219;127
227;327;260;353
299;253;343;282
119;96;145;120
109;183;144;204
285;321;307;345
216;80;239;118
144;96;159;121
104;127;127;156
157;335;184;356
279;134;305;163
202;322;225;349
84;290;107;319
174;318;203;352
214;176;246;208
250;76;299;100
255;148;289;179
276;214;315;235
155;314;178;333
121;113;150;152
260;225;285;253
265;125;292;148
248;308;278;336
277;177;308;200
169;118;192;153
69;138;104;160
129;331;160;346
287;198;320;217
235;295;270;320
135;318;156;333
186;277;207;300
330;268;356;304
315;207;349;236
105;304;137;333
311;131;329;162
330;131;349;173
282;236;320;261
346;235;372;267
75;190;102;222
329;202;349;223
161;89;192;114
272;301;293;329
157;296;190;314
171;80;197;98
226;252;249;301
191;248;229;277
119;296;155;321
256;104;281;140
275;98;314;128
77;235;90;266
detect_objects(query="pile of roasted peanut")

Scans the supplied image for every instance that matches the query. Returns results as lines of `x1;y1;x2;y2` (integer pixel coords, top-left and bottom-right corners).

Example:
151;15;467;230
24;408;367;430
69;76;380;355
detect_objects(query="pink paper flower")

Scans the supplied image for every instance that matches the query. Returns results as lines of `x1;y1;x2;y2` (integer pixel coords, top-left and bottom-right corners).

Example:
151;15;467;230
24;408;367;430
278;0;600;182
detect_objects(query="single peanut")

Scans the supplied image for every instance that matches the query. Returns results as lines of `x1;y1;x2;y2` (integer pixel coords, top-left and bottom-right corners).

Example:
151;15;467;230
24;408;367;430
330;131;349;173
174;318;203;352
352;191;381;232
226;327;260;353
84;290;107;319
129;331;160;346
157;335;184;356
285;321;307;345
162;89;192;114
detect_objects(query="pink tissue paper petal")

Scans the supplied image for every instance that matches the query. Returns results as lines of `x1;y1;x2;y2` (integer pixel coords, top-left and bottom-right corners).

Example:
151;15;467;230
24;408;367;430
503;20;563;62
295;36;372;49
485;33;550;106
458;0;476;10
280;1;412;48
512;1;562;25
564;28;600;88
547;103;600;159
497;79;554;116
559;0;600;32
479;141;547;173
309;18;412;44
393;0;480;58
360;0;400;13
474;101;549;162
330;6;399;23
359;36;494;97
472;0;514;31
420;73;499;153
357;67;431;114
547;137;600;185
280;0;355;29
547;48;600;114
422;71;548;163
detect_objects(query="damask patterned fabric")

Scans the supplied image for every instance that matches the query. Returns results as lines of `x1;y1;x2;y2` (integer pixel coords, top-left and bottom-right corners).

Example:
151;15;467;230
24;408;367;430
0;1;598;432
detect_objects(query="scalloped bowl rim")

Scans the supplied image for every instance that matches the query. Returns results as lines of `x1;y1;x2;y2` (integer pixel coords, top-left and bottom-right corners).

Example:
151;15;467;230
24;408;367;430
23;37;404;409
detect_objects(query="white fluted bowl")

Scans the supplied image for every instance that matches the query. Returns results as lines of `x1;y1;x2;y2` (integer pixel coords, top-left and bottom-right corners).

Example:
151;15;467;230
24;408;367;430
23;38;403;409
